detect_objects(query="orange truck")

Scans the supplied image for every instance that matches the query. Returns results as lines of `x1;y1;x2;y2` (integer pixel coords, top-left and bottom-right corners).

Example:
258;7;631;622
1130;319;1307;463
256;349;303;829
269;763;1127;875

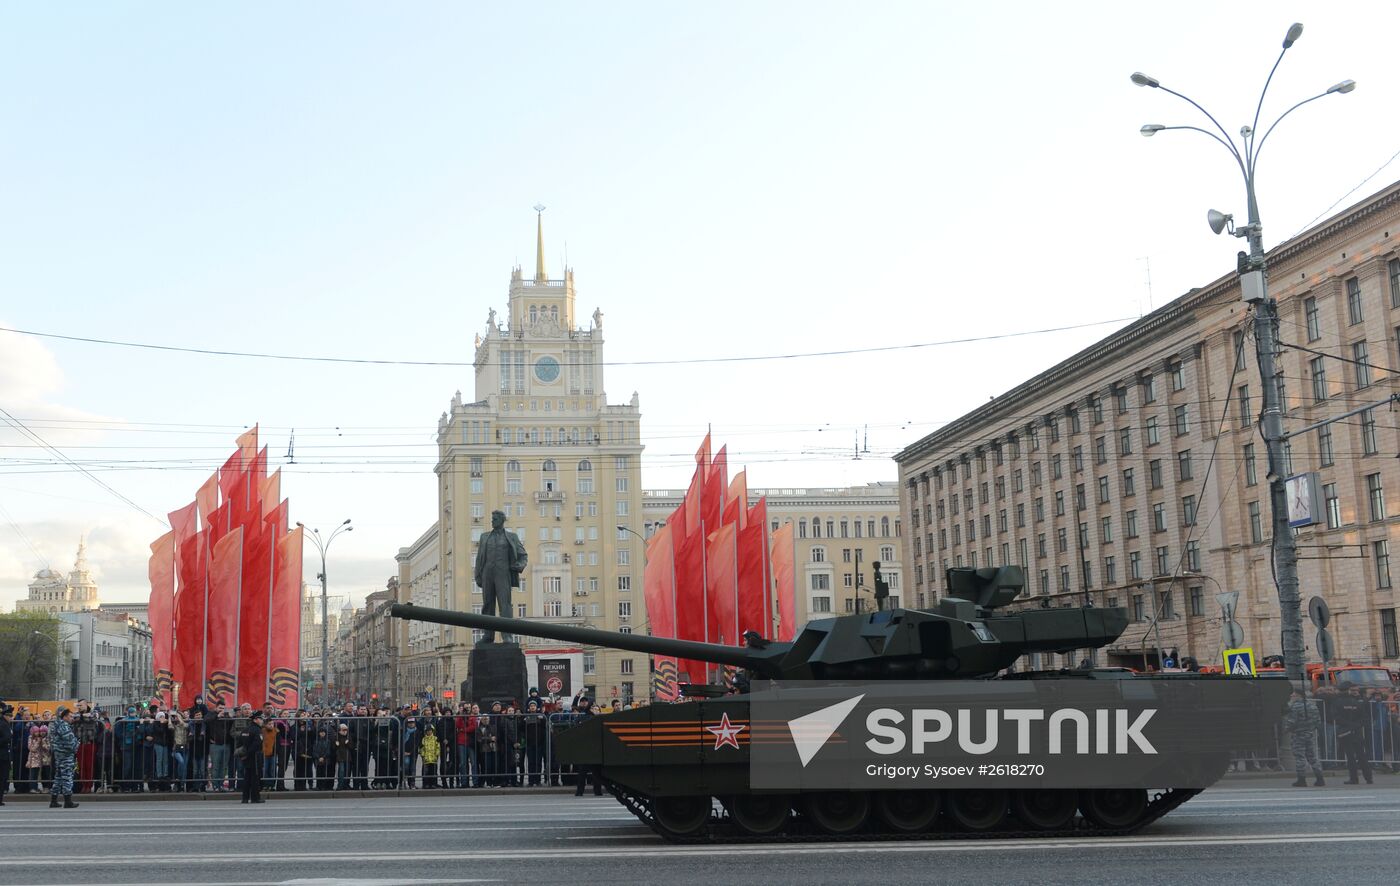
1304;663;1396;689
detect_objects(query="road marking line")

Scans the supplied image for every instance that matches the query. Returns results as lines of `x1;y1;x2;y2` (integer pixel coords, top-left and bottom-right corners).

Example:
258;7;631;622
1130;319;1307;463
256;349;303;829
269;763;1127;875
5;831;1400;864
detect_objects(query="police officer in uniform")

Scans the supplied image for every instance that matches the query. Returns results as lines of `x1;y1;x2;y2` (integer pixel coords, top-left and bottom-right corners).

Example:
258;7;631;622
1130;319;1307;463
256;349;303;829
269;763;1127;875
241;712;266;803
1335;685;1374;785
1283;687;1325;787
49;707;79;808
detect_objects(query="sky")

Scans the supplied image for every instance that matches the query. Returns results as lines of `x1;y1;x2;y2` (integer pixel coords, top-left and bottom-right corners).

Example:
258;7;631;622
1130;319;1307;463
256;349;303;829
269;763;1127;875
3;2;1399;611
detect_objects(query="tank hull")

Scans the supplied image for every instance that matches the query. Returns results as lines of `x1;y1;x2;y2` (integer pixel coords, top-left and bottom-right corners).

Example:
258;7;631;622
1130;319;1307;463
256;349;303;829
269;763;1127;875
555;673;1267;842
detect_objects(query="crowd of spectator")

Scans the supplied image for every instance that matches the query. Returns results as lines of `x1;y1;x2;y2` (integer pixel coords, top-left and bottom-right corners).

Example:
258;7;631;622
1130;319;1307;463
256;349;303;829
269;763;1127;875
1;687;644;799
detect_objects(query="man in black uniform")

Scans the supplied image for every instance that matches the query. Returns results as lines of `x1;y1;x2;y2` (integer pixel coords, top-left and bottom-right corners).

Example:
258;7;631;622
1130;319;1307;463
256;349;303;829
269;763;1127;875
572;697;603;797
1335;685;1374;785
240;711;266;804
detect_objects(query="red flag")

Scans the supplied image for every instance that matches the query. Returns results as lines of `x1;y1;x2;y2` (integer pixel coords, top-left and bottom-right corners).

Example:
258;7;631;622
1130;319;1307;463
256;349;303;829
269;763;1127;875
268;527;303;708
167;503;198;703
673;526;709;684
207;499;232;549
260;470;281;519
683;433;711;533
771;523;797;642
237;521;273;708
218;449;243;501
737;497;769;638
247;446;268;490
642;524;676;640
148;530;176;708
195;473;218;531
723;470;747;528
236;425;259;467
706;522;739;647
702;445;727;539
172;528;207;701
205;527;243;706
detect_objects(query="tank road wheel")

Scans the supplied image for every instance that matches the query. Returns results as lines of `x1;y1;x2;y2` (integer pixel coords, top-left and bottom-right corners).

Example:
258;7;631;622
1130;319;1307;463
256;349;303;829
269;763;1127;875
652;795;713;836
1011;789;1078;831
1079;789;1148;830
948;789;1009;832
726;794;793;836
803;791;872;835
874;790;942;833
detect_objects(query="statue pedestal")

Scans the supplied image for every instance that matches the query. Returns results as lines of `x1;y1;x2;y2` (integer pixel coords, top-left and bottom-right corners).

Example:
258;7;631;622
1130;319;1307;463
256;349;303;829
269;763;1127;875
467;643;527;709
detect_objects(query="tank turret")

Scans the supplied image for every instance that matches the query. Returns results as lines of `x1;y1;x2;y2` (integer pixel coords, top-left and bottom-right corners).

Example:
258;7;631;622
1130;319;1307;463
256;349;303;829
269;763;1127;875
389;565;1127;681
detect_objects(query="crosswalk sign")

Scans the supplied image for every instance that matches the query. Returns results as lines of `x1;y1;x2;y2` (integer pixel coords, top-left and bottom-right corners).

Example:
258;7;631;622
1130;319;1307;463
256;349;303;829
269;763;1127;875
1223;647;1256;676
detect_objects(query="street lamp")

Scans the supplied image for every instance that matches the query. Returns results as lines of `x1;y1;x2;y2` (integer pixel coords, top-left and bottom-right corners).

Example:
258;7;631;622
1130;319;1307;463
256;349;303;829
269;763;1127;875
297;518;353;702
1132;22;1354;683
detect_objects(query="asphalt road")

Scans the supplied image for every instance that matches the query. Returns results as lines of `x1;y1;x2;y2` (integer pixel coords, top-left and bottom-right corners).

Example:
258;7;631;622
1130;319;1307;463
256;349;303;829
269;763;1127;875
1;778;1397;885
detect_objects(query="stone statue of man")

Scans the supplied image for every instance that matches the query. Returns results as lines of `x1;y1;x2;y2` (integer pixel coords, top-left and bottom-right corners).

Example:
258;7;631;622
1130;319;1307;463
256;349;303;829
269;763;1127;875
474;509;528;642
872;561;890;611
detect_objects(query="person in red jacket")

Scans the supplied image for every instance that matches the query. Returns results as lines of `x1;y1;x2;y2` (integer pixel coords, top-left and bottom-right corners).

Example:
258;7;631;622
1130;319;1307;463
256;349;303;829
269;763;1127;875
454;709;475;788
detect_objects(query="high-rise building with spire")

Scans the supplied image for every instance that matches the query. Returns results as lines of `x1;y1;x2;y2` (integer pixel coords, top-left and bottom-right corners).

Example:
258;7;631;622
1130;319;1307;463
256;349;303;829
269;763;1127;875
16;538;101;615
398;209;645;704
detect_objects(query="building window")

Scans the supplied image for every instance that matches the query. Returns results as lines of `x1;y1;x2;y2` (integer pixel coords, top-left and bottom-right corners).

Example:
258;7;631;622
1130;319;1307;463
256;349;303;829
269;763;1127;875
583;652;596;675
1362;408;1379;455
1177;449;1193;481
1129;550;1142;579
1304;296;1321;341
1324;483;1341;529
1375;540;1392;589
1152;502;1166;532
1038;570;1050;595
1368;473;1386;522
1054;491;1065;516
1243;444;1257;487
1016;503;1026;528
1051;455;1062;480
1173;405;1188;437
811;546;825;563
1098;476;1110;504
1189;585;1204;617
1347;277;1363;325
811;596;831;613
1119;428;1133;455
1123;468;1136;497
811;574;830;591
1056;527;1067;553
1149;460;1163;490
1182;495;1197;526
1126;510;1139;538
1170;361;1185;391
1382;608;1399;659
1142;374;1156;403
1237;385;1251;428
1233;329;1247;371
1104;555;1117;584
1185;539;1200;572
1132;593;1145;621
1095;436;1107;464
1059;565;1070;592
1155;546;1170;576
1091;396;1103;424
1249;501;1263;543
1318;425;1335;467
1072;446;1084;473
1101;515;1113;543
1146;417;1160;446
1310;356;1328;402
1354;341;1372;388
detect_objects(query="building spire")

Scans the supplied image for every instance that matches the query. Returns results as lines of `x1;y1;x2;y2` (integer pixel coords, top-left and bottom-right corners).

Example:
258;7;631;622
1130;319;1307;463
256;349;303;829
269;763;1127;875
533;203;547;282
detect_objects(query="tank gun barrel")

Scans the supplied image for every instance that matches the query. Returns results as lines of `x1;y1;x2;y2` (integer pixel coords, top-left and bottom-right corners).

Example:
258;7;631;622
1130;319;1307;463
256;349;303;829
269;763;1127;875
389;603;783;675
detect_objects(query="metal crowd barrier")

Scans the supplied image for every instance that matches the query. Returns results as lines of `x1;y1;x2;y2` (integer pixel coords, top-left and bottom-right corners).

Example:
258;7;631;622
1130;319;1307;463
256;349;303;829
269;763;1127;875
4;712;592;795
1229;697;1400;772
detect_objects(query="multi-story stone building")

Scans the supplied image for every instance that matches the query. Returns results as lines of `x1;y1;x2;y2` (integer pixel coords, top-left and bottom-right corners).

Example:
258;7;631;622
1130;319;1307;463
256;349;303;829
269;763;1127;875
348;583;400;705
300;583;340;695
642;483;905;629
896;181;1400;671
59;610;140;708
16;540;99;615
422;214;644;703
396;525;444;699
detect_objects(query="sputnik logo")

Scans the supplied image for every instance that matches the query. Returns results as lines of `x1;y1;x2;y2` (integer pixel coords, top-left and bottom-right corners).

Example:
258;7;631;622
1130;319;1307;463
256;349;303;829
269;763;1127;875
788;694;865;766
706;712;747;750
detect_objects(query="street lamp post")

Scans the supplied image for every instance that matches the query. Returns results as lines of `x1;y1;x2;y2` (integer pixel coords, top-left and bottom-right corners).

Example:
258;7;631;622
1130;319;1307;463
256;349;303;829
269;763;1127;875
298;518;352;702
1133;22;1354;684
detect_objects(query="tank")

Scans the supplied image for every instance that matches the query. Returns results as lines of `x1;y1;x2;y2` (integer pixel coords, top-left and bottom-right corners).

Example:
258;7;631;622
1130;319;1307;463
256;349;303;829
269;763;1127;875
391;565;1286;842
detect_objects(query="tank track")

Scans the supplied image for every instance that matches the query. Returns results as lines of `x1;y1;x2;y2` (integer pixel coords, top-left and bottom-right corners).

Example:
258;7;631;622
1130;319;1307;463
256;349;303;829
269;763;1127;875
607;783;1201;844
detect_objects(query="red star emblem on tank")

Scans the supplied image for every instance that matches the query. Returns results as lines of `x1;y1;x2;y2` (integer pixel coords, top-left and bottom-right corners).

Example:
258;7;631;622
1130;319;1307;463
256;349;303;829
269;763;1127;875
705;712;747;750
